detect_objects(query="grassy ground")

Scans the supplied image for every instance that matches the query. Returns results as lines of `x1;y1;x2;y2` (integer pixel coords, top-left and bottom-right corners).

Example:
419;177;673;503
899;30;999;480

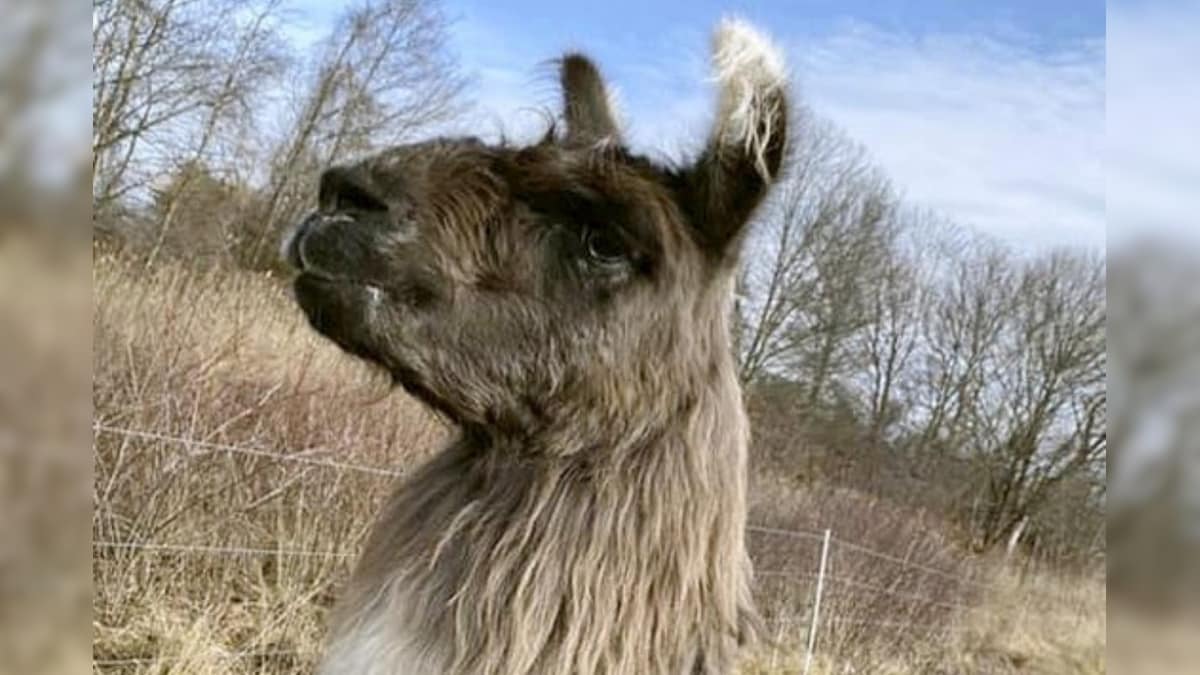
91;252;1104;673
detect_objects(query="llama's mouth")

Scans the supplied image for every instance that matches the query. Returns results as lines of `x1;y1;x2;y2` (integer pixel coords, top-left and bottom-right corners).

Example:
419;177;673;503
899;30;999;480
293;273;461;422
294;273;388;362
294;272;382;303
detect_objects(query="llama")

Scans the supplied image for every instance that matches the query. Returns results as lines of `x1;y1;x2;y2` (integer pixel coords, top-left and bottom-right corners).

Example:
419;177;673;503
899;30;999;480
282;19;789;675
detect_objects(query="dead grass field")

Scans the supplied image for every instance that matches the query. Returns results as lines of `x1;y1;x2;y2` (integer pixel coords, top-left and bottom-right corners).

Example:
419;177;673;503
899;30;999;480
92;251;1104;674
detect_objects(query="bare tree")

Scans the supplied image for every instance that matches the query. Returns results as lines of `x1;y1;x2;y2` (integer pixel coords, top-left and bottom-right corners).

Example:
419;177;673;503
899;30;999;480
910;244;1106;550
974;251;1105;549
240;0;465;269
846;216;934;443
143;0;287;266
93;0;233;211
738;111;898;398
911;239;1016;458
91;0;463;268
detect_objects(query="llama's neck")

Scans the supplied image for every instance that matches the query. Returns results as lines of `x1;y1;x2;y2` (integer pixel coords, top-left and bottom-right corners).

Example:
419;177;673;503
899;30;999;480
326;365;755;675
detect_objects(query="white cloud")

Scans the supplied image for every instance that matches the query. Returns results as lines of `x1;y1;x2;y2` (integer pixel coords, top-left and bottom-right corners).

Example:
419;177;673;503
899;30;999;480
784;22;1104;251
451;17;1106;251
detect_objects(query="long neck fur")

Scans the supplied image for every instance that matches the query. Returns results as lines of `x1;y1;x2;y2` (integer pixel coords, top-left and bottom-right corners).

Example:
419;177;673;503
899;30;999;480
324;297;755;675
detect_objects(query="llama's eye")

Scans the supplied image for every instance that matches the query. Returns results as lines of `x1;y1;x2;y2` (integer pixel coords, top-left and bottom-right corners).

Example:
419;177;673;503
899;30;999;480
583;228;625;265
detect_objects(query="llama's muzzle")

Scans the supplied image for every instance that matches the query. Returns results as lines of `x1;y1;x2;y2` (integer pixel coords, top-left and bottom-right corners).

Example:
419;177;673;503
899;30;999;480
281;211;356;271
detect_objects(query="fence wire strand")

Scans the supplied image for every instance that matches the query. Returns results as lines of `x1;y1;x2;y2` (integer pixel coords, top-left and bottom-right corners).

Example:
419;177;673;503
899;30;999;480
94;540;356;559
94;650;300;667
747;524;826;542
94;423;403;477
759;569;978;612
828;533;999;592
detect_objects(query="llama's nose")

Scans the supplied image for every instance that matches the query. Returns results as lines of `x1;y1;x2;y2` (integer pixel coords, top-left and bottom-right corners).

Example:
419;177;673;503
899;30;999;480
319;166;390;213
283;166;403;274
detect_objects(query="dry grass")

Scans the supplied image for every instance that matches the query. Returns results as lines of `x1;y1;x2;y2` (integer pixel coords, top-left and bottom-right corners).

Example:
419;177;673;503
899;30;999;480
742;472;1105;674
741;567;1104;674
91;252;1104;674
93;251;445;673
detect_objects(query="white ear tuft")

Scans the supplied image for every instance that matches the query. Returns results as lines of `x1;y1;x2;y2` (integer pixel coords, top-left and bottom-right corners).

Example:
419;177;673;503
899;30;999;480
597;82;626;147
605;82;626;128
711;18;788;179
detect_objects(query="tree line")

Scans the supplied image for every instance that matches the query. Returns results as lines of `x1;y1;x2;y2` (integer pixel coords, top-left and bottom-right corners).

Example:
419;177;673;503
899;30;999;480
739;112;1104;566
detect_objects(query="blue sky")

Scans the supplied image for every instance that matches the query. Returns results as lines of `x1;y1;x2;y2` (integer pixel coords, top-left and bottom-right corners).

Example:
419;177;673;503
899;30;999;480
293;1;1121;251
443;0;1104;50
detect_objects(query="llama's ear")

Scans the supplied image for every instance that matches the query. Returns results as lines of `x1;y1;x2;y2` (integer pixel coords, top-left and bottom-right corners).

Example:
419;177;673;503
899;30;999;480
683;19;788;258
560;53;622;145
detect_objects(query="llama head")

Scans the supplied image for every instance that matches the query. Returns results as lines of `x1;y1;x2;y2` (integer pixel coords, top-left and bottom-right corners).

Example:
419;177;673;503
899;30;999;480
283;19;788;442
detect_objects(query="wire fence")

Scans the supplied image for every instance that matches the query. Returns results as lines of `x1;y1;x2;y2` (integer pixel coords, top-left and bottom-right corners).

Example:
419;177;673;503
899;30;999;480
94;540;357;559
93;424;1005;672
93;423;404;477
94;651;299;668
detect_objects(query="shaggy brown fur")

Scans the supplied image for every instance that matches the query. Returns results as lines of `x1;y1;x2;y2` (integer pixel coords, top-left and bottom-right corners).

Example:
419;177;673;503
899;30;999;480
283;19;789;675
